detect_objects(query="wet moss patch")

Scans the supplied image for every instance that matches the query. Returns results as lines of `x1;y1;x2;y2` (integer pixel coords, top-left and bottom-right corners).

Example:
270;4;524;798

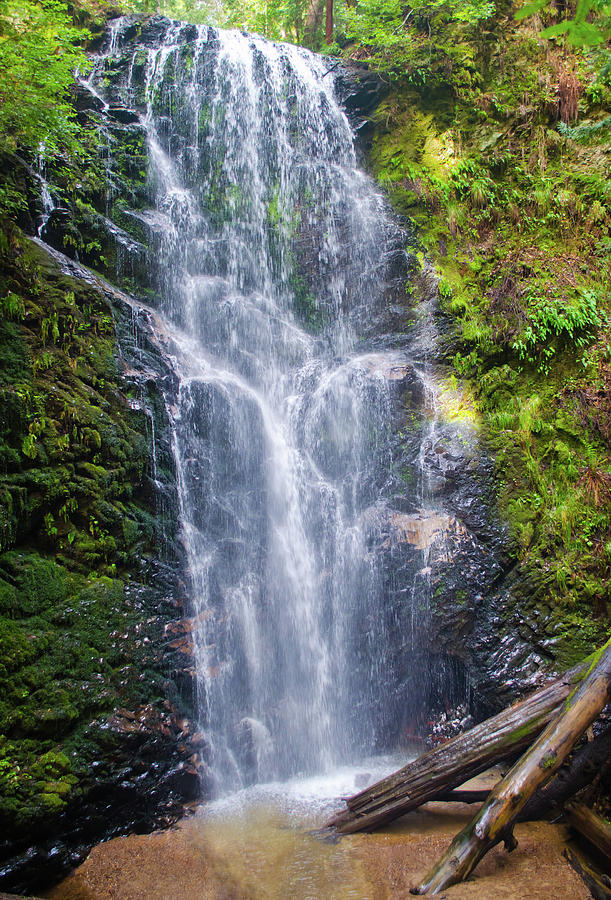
0;227;194;889
365;9;610;677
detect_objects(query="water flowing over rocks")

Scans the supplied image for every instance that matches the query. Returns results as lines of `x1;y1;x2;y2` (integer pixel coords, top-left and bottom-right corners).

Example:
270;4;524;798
66;14;513;780
1;13;569;891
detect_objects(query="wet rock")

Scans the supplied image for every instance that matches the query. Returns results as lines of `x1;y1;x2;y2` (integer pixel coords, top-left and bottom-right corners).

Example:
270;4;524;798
107;106;140;124
232;718;274;786
71;81;106;114
0;241;196;895
334;62;390;120
166;762;201;801
138;16;175;46
426;703;474;748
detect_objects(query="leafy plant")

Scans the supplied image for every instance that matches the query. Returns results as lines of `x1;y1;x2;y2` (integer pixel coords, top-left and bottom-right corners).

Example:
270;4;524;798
515;0;610;47
0;0;89;156
0;291;25;321
512;290;606;372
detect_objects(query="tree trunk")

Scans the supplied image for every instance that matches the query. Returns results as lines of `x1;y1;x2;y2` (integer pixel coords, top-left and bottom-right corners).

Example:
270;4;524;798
325;0;333;44
326;657;591;834
303;0;324;47
412;639;611;895
518;725;611;821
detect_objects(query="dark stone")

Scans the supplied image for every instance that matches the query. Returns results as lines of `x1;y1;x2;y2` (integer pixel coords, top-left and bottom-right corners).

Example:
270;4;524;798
107;107;141;124
165;763;202;801
71;82;106;114
231;717;273;786
137;15;174;47
334;61;390;121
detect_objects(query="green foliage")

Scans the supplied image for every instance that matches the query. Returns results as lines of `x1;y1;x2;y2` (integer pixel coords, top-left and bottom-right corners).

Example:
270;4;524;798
365;0;610;661
0;0;89;156
220;0;309;41
558;115;611;143
123;0;311;42
343;0;409;49
134;0;497;47
409;0;496;24
338;0;496;78
0;291;25;321
343;0;495;45
515;0;611;46
513;290;607;373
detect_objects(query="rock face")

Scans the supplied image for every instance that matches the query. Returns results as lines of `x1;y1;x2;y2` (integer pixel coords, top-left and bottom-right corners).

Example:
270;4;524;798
334;61;390;147
0;236;206;893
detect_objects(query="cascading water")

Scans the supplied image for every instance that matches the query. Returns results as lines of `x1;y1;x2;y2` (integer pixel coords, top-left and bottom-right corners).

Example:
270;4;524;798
83;17;473;796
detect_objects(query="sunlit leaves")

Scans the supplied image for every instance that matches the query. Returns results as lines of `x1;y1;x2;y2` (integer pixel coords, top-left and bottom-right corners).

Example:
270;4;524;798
139;0;312;41
421;0;496;24
515;0;610;46
0;0;89;155
515;0;548;21
343;0;407;49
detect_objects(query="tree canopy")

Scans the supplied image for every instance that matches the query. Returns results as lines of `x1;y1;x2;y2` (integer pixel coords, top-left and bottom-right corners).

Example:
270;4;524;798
0;0;608;157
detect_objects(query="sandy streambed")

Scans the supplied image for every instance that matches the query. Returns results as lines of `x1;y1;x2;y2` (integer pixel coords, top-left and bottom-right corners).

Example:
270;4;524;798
45;764;588;900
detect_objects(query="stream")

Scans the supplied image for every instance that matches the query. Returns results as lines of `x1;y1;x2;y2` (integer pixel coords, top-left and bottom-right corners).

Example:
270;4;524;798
46;762;587;899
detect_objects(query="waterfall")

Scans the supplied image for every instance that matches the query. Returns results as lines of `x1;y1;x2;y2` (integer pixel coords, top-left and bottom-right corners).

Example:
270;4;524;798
85;18;470;795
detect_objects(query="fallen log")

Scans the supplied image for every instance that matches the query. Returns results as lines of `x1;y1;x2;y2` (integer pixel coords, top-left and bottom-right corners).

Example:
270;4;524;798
327;656;592;834
413;727;611;815
564;801;611;861
563;847;611;900
518;725;611;821
412;638;611;895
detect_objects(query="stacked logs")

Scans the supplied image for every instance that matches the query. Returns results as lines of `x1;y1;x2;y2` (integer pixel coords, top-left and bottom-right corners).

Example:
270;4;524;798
325;638;611;895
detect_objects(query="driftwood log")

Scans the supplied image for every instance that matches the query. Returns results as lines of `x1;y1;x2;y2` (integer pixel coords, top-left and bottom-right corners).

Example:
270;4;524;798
412;638;611;894
434;726;611;816
327;656;592;834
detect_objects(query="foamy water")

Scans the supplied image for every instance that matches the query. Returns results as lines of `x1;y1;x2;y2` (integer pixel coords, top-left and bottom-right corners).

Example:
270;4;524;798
202;753;414;823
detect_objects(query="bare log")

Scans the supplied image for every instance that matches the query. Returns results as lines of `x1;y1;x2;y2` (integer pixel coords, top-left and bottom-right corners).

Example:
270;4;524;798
399;728;611;815
327;657;591;834
519;725;611;821
564;847;611;900
564;801;611;861
412;638;611;895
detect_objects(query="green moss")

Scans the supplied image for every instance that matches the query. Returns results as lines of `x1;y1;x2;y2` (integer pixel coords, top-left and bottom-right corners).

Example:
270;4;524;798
540;751;557;770
31;750;71;778
0;225;183;840
367;4;611;667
